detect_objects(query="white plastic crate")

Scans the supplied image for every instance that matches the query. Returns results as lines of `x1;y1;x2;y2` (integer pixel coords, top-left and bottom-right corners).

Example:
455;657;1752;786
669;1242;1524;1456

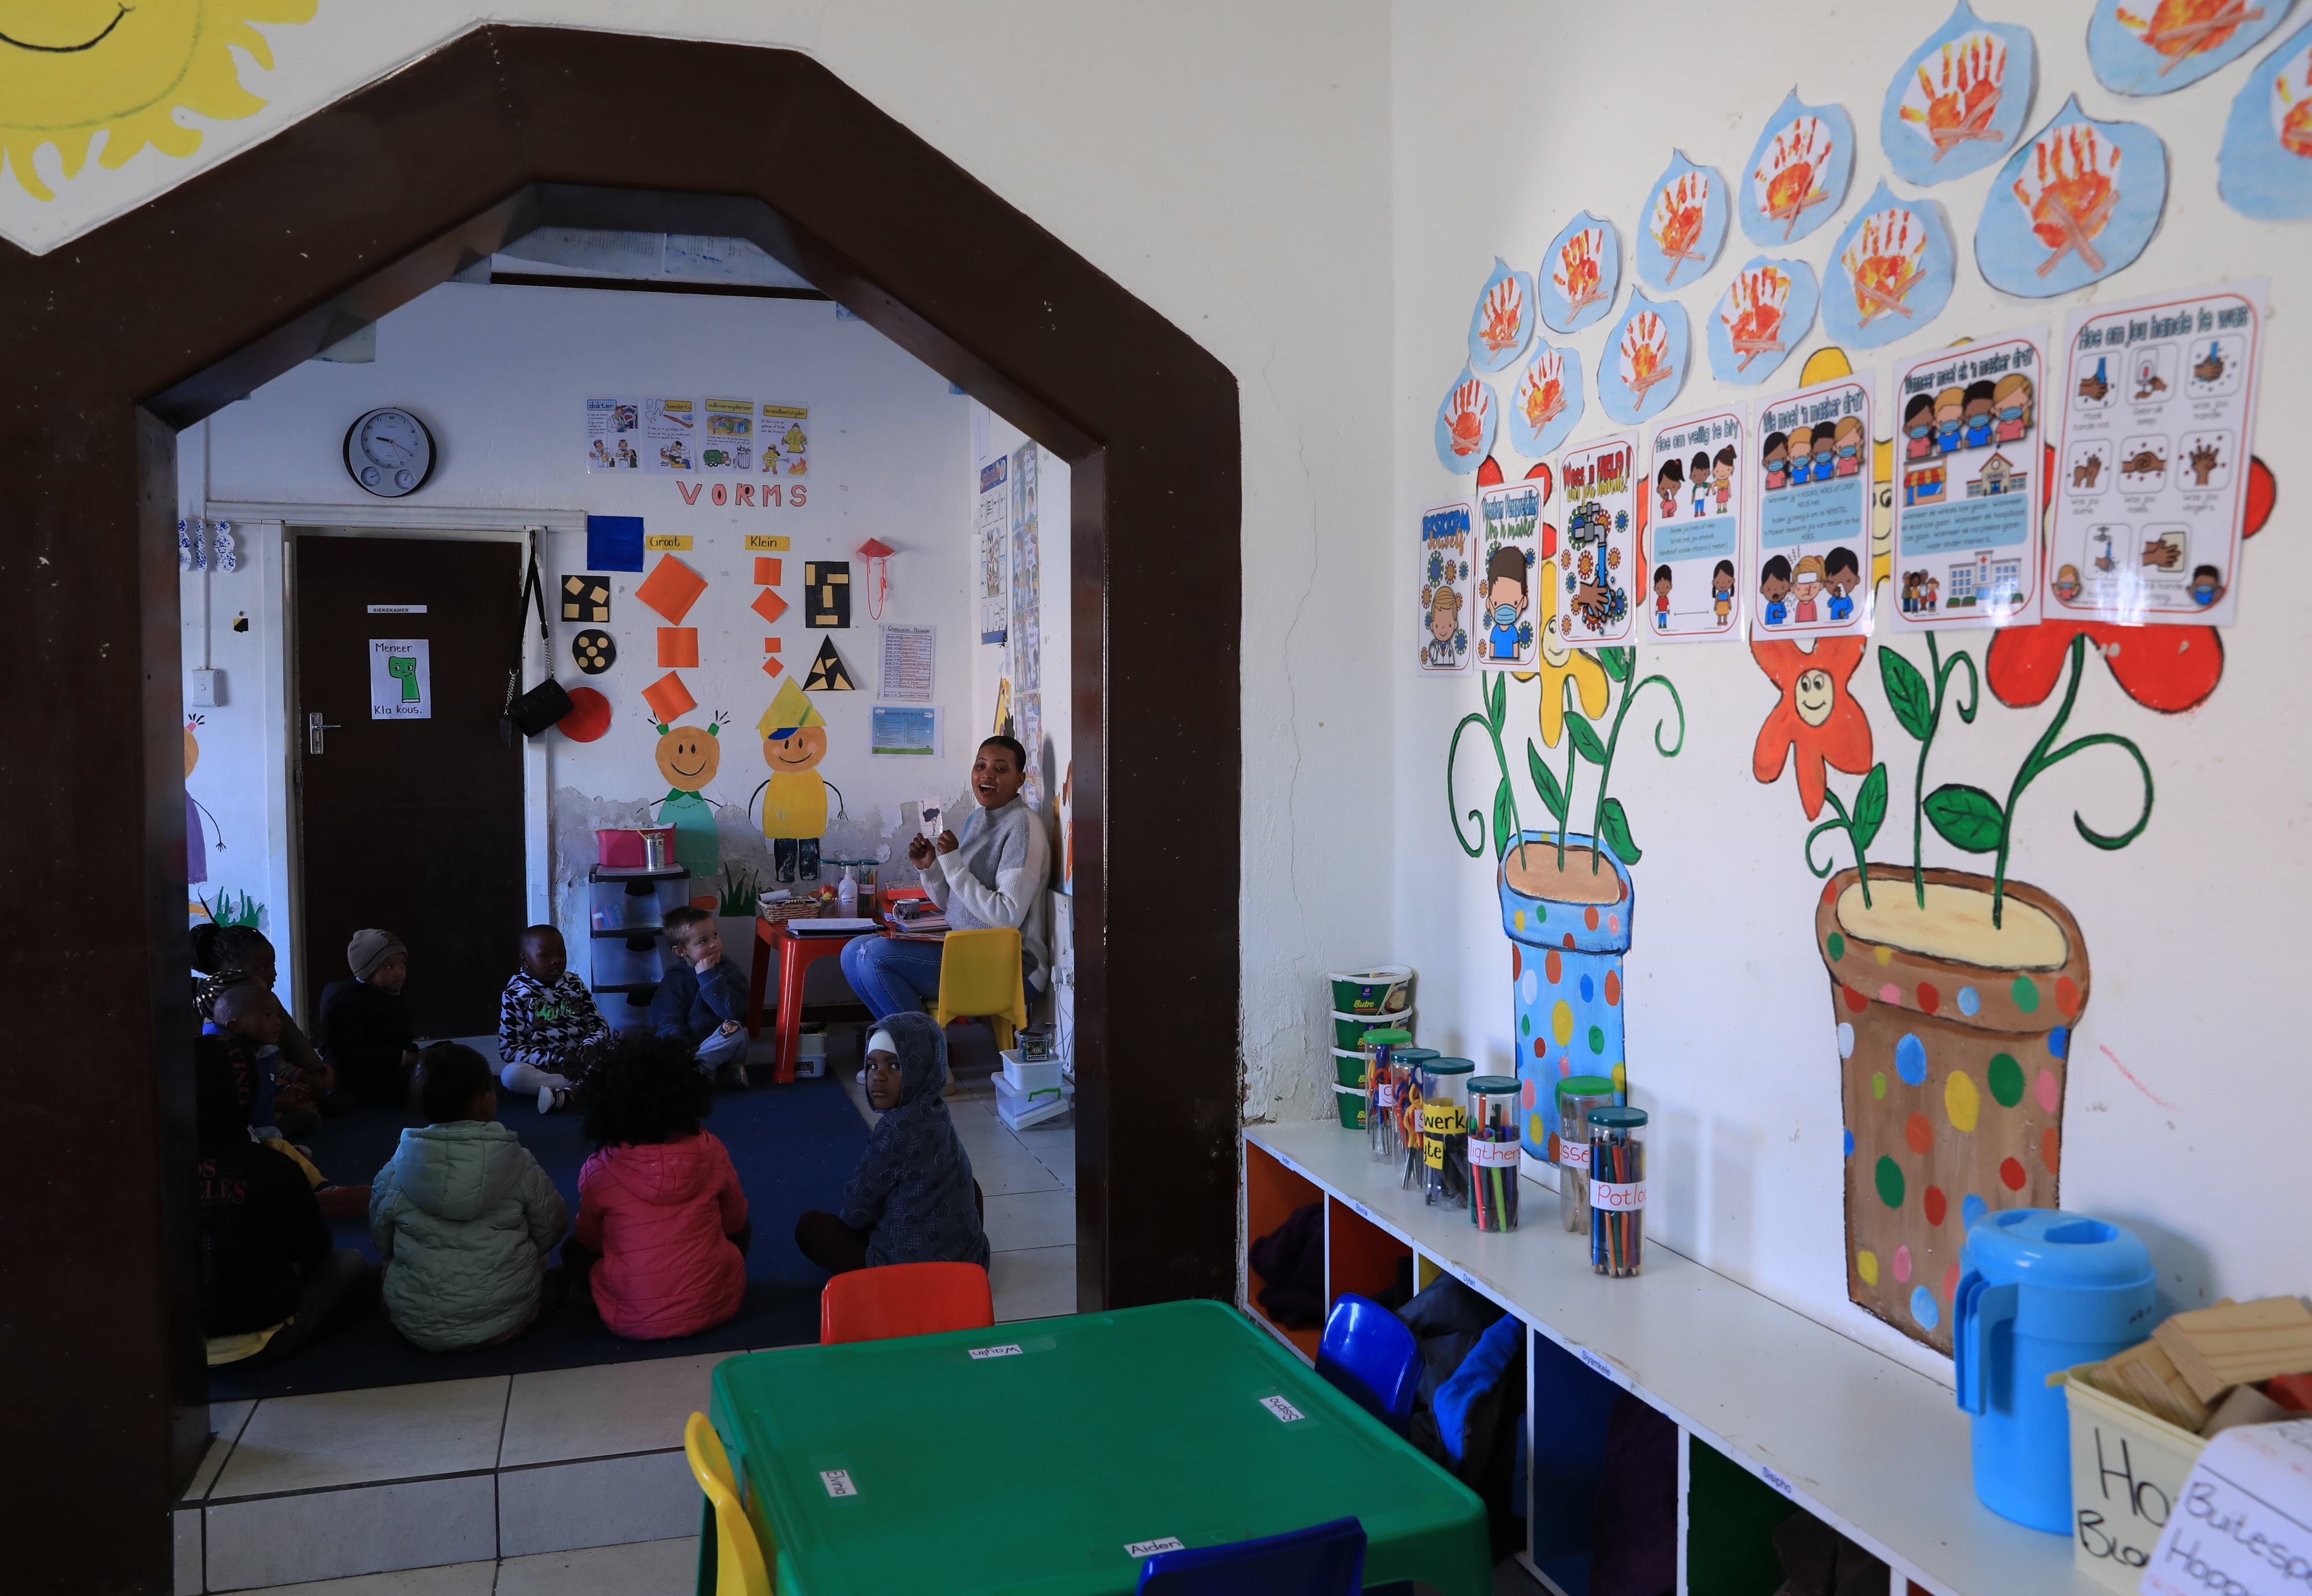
1000;1049;1065;1094
994;1070;1070;1130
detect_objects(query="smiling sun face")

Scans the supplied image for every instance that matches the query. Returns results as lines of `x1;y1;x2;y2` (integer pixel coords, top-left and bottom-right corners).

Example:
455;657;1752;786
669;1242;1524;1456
0;0;315;201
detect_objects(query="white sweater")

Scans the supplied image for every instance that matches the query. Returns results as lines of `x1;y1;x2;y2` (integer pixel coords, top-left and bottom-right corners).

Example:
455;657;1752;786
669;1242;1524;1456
924;796;1051;990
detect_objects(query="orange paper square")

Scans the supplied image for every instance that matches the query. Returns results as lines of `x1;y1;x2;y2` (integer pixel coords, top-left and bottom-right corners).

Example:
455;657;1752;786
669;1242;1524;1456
763;636;782;652
750;587;790;625
761;656;784;677
754;558;783;586
657;627;699;668
642;671;696;723
636;555;707;625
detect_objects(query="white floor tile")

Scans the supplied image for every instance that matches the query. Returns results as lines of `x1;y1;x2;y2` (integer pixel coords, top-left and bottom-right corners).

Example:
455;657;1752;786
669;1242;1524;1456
497;1450;699;1557
983;1188;1077;1252
203;1475;497;1591
494;1535;700;1596
175;1508;202;1596
212;1376;509;1497
499;1351;738;1467
990;1244;1078;1323
961;1134;1063;1196
224;1561;497;1596
187;1399;258;1500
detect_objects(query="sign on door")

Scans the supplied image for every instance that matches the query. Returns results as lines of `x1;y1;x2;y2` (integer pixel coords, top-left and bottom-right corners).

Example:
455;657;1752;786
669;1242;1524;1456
368;639;432;720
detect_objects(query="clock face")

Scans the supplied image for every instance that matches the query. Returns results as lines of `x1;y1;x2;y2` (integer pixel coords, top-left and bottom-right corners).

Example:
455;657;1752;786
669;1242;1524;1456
343;408;436;498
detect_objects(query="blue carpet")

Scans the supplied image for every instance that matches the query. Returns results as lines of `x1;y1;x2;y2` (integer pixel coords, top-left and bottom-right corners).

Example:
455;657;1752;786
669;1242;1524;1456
209;1072;870;1398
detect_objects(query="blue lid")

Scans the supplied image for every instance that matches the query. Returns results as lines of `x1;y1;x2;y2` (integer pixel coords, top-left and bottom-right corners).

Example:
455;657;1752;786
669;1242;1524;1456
1961;1209;2153;1294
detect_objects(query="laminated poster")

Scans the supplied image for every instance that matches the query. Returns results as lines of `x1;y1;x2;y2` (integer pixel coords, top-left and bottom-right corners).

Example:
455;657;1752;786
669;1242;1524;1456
1707;256;1820;387
1508;342;1584;461
976;454;1009;644
700;398;755;472
2088;0;2294;95
1598;293;1688;426
1879;3;2037;186
590;397;808;476
1476;479;1545;670
1822;182;1956;351
1553;437;1639;646
2048;280;2266;628
368;639;432;720
1643;409;1747;643
761;404;810;478
644;398;695;473
1889;330;2048;634
1634;152;1728;292
1468;257;1535;375
2219;20;2312;219
1976;97;2167;299
1417;501;1476;674
1435;365;1499;474
1537;212;1620;335
1754;375;1874;639
1739;92;1856;246
584;398;643;472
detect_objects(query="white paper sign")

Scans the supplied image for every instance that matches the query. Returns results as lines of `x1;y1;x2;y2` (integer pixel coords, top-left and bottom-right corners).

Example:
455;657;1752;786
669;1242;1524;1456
818;1468;858;1498
2140;1418;2312;1596
368;639;431;721
879;624;936;702
1258;1395;1306;1423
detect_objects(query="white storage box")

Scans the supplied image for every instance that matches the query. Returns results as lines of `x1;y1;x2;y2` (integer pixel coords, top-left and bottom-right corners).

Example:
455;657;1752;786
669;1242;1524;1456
1001;1049;1065;1094
792;1023;827;1080
994;1069;1070;1130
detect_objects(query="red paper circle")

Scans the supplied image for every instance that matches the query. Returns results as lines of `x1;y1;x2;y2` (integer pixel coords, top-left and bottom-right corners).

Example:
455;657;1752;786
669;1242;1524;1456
560;686;612;742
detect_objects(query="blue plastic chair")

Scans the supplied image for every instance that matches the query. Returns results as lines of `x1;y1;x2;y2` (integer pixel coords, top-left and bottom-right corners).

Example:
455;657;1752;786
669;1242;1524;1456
1316;1293;1421;1436
1135;1516;1365;1595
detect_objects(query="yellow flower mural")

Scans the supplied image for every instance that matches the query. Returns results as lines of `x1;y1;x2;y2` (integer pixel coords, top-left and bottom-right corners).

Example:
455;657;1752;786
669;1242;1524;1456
1511;573;1610;747
0;0;315;201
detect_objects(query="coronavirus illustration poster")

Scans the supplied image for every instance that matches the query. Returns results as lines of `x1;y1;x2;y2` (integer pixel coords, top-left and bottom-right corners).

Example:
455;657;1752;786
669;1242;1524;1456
1552;437;1639;646
1753;375;1874;639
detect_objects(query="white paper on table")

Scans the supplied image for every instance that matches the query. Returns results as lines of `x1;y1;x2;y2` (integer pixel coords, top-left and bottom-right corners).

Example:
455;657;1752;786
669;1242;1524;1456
2139;1416;2312;1596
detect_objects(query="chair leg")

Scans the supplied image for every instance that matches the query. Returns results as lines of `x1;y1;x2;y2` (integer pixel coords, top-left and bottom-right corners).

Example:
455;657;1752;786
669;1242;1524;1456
745;927;771;1039
774;945;803;1086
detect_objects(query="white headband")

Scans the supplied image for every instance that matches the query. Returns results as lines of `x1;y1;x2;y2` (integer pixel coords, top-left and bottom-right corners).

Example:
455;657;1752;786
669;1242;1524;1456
867;1029;896;1058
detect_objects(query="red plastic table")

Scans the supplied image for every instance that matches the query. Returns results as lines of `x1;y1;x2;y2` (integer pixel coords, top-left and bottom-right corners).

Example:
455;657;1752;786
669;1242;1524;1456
746;917;873;1084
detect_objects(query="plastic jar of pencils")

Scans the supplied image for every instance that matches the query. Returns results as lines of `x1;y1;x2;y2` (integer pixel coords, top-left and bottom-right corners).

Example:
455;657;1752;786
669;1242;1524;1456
1417;1057;1473;1207
1466;1075;1521;1231
1555;1075;1617;1234
1588;1105;1648;1277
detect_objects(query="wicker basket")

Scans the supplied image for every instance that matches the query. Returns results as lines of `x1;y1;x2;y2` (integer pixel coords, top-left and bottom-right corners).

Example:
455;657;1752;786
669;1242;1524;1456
759;896;822;924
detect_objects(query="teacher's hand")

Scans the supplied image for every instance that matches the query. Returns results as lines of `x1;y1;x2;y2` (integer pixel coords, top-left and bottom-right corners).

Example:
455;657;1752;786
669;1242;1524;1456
936;829;959;856
906;834;937;869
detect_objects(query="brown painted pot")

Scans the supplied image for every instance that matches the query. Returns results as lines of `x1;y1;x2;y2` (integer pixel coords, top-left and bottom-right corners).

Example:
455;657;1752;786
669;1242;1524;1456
1814;864;2089;1356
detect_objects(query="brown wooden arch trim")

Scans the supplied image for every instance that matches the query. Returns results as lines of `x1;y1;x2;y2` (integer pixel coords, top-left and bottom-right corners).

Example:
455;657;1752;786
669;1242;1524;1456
0;29;1239;1591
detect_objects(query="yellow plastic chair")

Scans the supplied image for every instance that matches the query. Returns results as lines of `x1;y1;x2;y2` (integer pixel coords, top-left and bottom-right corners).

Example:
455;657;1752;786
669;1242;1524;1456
934;927;1027;1051
685;1411;774;1596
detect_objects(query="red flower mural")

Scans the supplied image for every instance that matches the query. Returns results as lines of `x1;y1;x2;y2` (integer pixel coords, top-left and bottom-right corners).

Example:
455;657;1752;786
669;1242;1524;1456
1752;636;1875;820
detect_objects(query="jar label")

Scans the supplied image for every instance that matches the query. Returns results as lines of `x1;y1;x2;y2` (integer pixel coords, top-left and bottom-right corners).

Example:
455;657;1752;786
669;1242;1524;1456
1558;1142;1591;1172
1421;1103;1466;1137
1425;1136;1446;1169
1590;1179;1647;1212
1469;1138;1520;1168
1375;1084;1396;1108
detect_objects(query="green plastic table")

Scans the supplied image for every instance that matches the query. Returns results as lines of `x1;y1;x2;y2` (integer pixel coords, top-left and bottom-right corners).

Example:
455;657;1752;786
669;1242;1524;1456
706;1298;1490;1595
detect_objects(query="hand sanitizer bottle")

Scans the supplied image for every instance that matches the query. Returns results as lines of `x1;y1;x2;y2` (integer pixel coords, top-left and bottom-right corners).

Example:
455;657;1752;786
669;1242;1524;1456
837;863;859;918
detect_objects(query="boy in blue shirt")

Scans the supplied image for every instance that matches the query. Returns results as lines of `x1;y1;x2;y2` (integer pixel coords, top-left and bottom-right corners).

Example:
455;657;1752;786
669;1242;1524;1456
651;907;751;1086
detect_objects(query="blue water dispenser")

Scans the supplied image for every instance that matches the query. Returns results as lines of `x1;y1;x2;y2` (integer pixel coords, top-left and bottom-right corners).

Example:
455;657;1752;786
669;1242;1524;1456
1953;1209;2156;1532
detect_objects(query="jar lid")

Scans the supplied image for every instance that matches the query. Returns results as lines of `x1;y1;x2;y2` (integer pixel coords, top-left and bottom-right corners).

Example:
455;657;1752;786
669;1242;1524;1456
1467;1075;1519;1093
1422;1057;1476;1076
1395;1047;1440;1065
1557;1074;1616;1098
1360;1028;1413;1047
1587;1105;1648;1130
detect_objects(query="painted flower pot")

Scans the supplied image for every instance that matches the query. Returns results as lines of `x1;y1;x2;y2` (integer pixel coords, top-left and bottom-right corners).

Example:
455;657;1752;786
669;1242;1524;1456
1816;864;2088;1356
1500;830;1632;1160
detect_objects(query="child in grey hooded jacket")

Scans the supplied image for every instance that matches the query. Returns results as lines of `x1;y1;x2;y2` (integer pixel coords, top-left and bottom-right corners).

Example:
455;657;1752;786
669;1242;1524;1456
370;1043;568;1351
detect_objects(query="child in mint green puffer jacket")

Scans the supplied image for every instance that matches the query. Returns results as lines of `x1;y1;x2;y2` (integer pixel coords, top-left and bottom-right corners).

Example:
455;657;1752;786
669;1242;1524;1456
371;1044;567;1351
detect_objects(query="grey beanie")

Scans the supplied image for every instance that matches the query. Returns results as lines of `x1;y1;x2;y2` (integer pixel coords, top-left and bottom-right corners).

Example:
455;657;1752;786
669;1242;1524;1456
347;928;406;981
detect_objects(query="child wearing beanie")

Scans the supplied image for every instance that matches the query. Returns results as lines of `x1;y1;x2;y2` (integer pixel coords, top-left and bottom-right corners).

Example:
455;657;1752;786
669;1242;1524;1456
317;928;419;1109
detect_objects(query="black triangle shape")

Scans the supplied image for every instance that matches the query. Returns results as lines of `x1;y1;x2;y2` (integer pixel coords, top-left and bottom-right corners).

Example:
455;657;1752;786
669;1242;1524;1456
803;637;855;691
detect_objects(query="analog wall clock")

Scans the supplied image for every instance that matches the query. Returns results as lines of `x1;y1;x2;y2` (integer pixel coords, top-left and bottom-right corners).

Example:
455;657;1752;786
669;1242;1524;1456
343;408;437;498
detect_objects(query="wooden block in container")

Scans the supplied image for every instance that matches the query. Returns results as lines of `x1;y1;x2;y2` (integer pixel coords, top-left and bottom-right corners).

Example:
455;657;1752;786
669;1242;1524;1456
2081;1339;2210;1431
2153;1295;2312;1404
2200;1382;2290;1438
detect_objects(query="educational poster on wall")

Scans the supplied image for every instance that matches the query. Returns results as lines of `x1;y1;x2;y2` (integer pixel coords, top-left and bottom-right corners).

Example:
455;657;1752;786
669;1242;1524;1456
1890;331;2046;632
584;398;642;471
1009;442;1041;697
1015;691;1042;804
2048;280;2266;628
644;398;695;472
1554;437;1638;645
587;397;806;476
869;705;942;757
1644;409;1745;643
368;639;431;720
976;454;1009;643
1753;375;1874;638
700;398;754;471
1475;479;1543;669
761;403;809;477
2088;0;2292;95
1879;3;2035;186
1976;98;2168;299
2218;21;2312;220
1416;502;1474;673
879;624;935;702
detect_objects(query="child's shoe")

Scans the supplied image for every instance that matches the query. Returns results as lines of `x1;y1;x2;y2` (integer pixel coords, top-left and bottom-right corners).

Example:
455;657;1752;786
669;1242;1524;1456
538;1085;572;1114
715;1061;749;1090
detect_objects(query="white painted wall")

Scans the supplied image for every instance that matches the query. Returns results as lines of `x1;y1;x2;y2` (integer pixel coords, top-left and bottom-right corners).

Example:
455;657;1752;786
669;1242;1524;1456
1392;0;2312;1380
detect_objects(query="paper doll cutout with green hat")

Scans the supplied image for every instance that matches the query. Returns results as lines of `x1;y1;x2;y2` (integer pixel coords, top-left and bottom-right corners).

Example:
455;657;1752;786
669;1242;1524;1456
651;713;727;882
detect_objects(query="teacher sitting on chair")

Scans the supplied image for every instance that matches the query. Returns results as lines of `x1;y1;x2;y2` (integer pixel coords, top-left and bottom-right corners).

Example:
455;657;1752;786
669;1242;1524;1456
840;736;1050;1023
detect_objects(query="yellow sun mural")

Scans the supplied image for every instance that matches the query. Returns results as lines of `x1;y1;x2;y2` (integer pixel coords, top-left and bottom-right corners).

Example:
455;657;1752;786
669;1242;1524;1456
0;0;316;202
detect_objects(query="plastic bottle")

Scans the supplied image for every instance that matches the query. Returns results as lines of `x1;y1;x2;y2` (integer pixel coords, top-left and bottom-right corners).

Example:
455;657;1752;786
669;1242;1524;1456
837;863;859;917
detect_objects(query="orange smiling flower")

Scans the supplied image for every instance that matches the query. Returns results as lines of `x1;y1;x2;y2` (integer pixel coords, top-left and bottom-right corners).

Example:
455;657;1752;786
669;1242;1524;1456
1752;636;1874;819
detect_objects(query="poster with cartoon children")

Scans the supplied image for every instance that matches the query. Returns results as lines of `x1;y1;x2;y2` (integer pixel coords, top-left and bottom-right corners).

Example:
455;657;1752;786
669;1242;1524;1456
2048;282;2265;628
1417;501;1475;674
1752;375;1874;638
1890;330;2046;632
1553;437;1639;645
1644;408;1746;643
1476;479;1544;670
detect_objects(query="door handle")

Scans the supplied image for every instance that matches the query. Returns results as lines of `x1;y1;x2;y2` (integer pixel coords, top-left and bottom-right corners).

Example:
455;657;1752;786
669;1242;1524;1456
307;712;344;754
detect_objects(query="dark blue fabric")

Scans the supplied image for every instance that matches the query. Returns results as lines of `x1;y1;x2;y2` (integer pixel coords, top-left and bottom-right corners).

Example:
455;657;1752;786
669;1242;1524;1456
840;1012;990;1269
649;957;749;1044
838;934;944;1020
1432;1312;1521;1464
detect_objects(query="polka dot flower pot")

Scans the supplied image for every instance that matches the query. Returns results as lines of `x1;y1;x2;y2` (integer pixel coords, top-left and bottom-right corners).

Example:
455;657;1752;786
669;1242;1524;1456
1499;831;1632;1161
1817;865;2088;1356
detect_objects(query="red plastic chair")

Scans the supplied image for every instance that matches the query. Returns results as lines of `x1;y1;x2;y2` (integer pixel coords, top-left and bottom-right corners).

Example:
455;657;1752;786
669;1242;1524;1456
820;1262;994;1345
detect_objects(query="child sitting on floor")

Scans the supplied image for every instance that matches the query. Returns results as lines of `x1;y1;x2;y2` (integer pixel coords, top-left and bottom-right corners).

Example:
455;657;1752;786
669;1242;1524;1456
203;987;369;1216
498;924;616;1114
793;1012;990;1275
194;923;339;1119
369;1043;568;1352
561;1036;750;1340
317;928;419;1109
649;907;750;1086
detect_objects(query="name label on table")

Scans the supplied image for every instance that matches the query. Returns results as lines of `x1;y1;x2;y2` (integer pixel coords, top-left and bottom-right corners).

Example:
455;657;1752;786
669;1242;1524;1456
820;1469;858;1498
1760;1467;1794;1497
969;1343;1025;1360
1576;1346;1616;1382
1348;1199;1372;1221
1259;1395;1306;1423
1126;1537;1185;1558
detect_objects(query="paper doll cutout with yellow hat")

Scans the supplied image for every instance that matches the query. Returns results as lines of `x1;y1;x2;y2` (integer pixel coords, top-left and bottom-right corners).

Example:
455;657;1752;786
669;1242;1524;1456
755;678;830;840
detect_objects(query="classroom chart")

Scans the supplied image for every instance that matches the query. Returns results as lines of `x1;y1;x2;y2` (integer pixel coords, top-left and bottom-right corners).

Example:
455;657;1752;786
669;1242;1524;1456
1417;501;1475;673
1753;375;1874;638
1554;437;1639;645
1643;408;1746;642
1476;479;1544;669
2048;280;2266;628
1889;330;2047;632
584;395;809;475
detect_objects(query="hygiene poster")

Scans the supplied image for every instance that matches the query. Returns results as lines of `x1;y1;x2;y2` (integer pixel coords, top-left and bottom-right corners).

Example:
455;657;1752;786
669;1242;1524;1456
1553;435;1639;645
1643;408;1746;642
1889;330;2047;632
1474;478;1543;670
1752;374;1874;638
976;453;1008;644
368;639;431;720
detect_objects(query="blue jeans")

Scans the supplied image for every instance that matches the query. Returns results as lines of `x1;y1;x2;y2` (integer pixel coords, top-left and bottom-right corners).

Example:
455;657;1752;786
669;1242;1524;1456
840;935;946;1020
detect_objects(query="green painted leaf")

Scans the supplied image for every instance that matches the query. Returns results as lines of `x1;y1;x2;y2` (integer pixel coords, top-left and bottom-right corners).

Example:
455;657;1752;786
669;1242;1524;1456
1878;649;1933;742
1599;646;1635;683
1849;764;1889;854
1598;797;1641;865
1924;784;2005;853
1566;711;1608;765
1528;739;1568;821
1485;672;1507;735
1491;778;1517;860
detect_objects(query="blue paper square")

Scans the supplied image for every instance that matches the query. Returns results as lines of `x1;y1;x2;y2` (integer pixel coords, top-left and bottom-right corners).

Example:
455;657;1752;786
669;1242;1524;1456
586;515;644;573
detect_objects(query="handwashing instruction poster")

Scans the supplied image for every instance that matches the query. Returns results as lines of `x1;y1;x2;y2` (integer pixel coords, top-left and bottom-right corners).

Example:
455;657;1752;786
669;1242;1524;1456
1553;435;1639;645
1643;408;1746;642
1752;375;1874;638
1889;329;2046;632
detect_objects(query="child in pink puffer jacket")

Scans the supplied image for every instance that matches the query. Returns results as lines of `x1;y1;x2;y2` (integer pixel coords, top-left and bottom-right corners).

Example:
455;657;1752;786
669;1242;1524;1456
562;1038;749;1339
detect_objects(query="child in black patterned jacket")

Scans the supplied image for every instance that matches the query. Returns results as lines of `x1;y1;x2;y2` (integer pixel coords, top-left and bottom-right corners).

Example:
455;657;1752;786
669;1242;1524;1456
497;926;615;1114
